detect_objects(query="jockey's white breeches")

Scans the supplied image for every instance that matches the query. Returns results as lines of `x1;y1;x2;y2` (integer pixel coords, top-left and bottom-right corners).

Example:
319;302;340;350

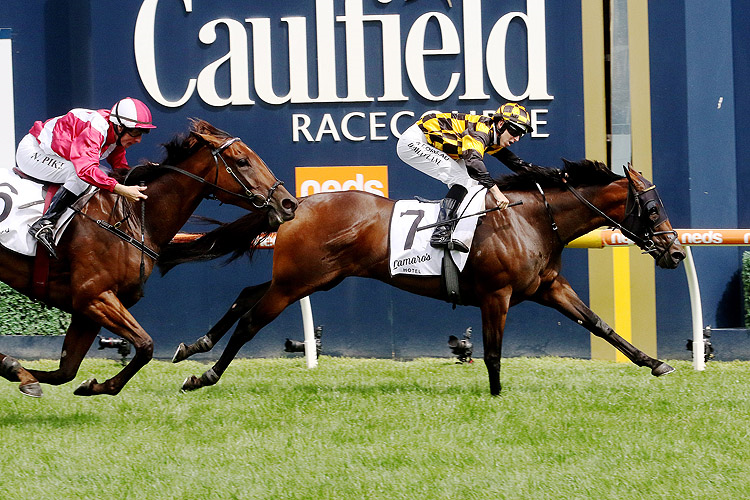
15;134;89;195
396;124;479;191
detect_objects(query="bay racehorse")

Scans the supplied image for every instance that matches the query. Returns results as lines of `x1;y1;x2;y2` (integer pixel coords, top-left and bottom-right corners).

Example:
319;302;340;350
159;159;685;396
0;119;297;397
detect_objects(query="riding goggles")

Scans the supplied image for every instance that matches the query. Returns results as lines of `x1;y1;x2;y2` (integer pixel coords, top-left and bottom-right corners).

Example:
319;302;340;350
125;128;150;138
502;122;526;138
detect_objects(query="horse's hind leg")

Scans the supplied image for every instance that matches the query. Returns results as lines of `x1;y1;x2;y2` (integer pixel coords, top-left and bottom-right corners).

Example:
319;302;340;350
26;314;99;386
173;281;271;363
181;286;293;392
0;353;42;397
535;276;674;376
480;289;512;396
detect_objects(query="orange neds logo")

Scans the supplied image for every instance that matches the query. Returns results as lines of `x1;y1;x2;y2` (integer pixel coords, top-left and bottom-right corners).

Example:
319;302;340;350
295;166;388;197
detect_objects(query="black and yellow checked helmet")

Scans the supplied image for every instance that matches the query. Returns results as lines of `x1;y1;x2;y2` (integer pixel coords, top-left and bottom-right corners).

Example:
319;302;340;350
493;102;534;134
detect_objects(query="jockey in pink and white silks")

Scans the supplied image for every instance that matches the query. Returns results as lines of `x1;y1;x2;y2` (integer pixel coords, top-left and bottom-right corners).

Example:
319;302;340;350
15;97;156;258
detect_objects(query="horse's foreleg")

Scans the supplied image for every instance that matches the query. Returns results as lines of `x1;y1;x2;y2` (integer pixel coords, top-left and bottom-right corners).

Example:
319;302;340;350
73;291;154;396
181;287;292;392
534;276;674;376
173;282;270;363
0;353;42;397
480;289;512;396
26;314;99;386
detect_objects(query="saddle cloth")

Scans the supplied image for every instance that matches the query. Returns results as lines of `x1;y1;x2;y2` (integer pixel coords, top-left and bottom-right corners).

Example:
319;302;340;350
389;185;485;276
0;168;82;256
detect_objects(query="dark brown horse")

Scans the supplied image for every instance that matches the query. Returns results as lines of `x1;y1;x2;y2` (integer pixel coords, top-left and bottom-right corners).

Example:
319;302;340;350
160;159;685;395
0;119;297;397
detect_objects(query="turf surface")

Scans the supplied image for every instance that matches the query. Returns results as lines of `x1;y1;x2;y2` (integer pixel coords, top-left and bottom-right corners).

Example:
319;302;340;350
1;357;747;499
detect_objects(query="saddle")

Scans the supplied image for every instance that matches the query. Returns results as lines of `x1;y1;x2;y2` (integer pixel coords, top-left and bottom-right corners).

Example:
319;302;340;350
1;168;90;299
388;185;486;306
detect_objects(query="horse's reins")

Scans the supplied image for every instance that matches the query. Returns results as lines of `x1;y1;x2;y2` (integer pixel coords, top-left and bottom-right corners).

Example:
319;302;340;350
559;173;678;261
71;136;282;278
416;171;677;263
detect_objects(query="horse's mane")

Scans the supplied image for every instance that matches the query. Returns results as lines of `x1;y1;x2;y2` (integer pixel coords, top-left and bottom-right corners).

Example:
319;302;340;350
494;158;622;191
120;119;233;185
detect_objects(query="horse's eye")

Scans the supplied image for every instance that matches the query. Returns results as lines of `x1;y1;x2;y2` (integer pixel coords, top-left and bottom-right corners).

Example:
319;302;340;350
237;158;249;167
648;206;659;221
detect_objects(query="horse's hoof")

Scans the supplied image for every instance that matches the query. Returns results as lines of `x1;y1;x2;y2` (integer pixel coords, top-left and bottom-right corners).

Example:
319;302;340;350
19;382;42;398
180;375;201;392
73;378;98;396
652;362;675;377
172;343;189;363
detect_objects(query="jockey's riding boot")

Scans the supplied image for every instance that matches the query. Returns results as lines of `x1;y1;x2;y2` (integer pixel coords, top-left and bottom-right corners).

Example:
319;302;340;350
28;187;79;259
430;202;470;253
430;185;469;252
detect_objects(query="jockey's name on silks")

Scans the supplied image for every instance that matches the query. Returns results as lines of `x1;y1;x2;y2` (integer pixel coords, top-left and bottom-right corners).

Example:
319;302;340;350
29;108;126;192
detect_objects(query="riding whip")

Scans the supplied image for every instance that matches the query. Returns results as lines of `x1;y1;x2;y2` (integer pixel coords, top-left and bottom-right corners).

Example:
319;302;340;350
417;200;523;231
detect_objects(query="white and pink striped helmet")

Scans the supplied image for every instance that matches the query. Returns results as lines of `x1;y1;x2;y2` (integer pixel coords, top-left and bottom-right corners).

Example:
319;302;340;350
109;97;156;129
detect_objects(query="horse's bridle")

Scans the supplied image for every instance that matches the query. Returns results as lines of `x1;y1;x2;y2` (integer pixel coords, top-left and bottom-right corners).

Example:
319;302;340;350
160;137;284;210
83;137;285;275
555;171;679;260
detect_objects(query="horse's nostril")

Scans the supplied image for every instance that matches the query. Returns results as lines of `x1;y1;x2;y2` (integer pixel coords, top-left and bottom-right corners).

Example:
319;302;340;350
282;198;298;212
672;251;686;261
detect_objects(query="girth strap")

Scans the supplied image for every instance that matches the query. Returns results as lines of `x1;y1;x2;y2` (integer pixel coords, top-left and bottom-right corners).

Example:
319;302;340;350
32;185;58;300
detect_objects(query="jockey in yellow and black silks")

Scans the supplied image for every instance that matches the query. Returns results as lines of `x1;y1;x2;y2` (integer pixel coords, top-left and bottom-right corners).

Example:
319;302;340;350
397;102;536;252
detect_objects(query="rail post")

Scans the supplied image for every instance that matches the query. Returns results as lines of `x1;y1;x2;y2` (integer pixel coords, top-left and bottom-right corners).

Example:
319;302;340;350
683;247;705;370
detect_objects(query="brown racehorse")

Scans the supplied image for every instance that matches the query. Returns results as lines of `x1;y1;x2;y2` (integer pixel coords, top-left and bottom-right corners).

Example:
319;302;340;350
0;119;298;397
159;159;685;396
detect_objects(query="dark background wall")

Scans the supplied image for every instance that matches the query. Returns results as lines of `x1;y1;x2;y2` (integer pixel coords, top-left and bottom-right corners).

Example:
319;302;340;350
1;0;747;360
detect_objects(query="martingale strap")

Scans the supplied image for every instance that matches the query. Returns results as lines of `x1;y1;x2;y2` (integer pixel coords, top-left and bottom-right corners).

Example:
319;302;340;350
535;182;562;244
72;206;159;260
94;218;159;260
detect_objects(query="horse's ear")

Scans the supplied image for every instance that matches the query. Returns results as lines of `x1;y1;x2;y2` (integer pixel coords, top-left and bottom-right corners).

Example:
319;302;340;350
192;130;217;147
188;118;222;148
623;163;634;181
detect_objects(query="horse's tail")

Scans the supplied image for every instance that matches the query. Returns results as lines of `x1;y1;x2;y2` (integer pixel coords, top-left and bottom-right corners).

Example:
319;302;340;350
158;212;271;275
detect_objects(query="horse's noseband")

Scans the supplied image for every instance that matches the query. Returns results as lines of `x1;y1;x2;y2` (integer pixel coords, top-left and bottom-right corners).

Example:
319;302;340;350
209;137;284;209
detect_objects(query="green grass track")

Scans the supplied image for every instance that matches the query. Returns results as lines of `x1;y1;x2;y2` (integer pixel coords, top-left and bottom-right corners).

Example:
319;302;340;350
1;357;748;499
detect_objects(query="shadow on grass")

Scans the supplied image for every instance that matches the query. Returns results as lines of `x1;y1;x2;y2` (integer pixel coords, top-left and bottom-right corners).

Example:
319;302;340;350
0;412;101;427
200;379;489;398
